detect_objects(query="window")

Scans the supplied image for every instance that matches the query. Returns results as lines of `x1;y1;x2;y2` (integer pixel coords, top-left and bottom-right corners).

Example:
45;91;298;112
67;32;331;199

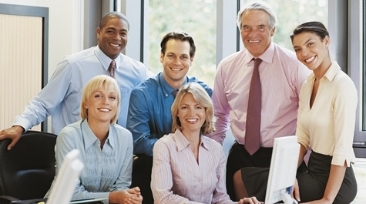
121;2;366;155
146;0;328;87
147;0;217;87
349;1;366;154
239;0;328;50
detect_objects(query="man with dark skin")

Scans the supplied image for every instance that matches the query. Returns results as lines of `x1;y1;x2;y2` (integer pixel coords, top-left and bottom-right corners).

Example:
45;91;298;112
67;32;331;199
0;12;151;149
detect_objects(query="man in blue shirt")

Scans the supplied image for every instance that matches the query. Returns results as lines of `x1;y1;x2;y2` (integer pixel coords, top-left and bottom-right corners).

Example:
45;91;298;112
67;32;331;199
0;12;152;150
127;31;212;204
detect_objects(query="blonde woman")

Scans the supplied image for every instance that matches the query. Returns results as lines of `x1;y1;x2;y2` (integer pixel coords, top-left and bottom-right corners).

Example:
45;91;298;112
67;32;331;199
151;82;260;204
51;75;142;204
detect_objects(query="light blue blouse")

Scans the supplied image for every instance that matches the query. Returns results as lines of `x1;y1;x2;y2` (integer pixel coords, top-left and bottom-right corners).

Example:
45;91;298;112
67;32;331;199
54;119;133;202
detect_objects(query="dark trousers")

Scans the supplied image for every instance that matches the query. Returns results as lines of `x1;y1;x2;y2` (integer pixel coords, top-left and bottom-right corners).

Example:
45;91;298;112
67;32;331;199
131;155;154;204
226;142;307;201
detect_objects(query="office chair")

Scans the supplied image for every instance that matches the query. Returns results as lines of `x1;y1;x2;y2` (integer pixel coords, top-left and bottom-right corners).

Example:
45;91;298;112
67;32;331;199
0;130;57;204
131;155;154;204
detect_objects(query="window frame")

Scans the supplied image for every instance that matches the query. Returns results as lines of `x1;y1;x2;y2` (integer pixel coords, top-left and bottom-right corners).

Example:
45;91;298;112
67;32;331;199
115;0;366;157
349;0;366;157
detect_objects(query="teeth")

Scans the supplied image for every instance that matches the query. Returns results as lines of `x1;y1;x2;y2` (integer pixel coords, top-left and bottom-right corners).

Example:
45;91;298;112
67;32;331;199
305;56;315;63
249;40;260;43
110;43;119;47
99;108;110;112
172;68;181;71
187;119;198;122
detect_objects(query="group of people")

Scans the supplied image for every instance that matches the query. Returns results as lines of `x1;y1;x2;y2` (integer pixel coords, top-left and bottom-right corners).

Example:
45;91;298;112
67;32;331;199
0;1;358;204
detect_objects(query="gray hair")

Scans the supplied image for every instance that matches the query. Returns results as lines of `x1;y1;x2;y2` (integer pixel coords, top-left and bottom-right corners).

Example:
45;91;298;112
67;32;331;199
237;1;277;30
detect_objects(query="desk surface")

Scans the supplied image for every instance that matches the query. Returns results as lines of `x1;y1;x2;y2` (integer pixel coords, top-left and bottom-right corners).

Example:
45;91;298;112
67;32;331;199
70;198;106;204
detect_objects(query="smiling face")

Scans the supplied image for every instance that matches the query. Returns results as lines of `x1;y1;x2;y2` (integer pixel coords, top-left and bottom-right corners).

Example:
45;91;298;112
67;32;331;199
84;85;118;124
292;32;330;73
160;39;193;88
177;93;206;135
97;17;128;59
240;10;275;57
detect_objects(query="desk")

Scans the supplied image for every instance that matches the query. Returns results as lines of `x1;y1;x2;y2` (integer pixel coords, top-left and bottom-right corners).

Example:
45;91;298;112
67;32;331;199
70;198;107;204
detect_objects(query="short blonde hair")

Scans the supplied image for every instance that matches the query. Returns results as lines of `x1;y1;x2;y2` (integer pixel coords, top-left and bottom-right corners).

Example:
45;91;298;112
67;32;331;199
171;82;214;135
80;75;121;124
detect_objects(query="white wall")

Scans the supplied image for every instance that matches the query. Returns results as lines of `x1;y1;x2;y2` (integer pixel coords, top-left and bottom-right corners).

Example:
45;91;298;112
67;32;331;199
0;0;83;78
0;0;84;131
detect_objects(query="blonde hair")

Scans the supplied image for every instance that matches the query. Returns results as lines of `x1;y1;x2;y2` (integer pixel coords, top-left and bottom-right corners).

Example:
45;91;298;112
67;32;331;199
171;82;214;135
80;75;121;124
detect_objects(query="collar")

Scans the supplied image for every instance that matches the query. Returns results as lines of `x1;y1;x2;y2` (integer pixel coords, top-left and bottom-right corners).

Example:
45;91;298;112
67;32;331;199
174;129;210;152
307;61;341;82
95;46;121;72
244;42;275;65
81;119;115;149
158;72;188;97
323;61;341;81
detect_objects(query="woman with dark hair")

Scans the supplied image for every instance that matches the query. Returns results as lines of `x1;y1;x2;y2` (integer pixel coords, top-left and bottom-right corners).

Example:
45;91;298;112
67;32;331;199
291;21;358;203
151;82;261;204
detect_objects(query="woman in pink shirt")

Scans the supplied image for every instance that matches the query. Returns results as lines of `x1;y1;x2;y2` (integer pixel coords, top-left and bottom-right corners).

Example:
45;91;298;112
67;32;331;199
151;82;261;204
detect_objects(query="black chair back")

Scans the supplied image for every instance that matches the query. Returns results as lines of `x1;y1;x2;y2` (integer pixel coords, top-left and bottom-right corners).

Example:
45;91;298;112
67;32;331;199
0;130;56;200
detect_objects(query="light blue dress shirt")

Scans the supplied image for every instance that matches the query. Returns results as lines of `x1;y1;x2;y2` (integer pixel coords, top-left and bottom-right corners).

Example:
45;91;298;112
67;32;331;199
13;46;152;134
54;119;133;202
127;72;212;156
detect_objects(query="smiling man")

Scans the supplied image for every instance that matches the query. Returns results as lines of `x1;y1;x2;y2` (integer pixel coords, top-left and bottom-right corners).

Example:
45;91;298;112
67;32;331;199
126;31;212;204
207;1;310;201
0;12;151;149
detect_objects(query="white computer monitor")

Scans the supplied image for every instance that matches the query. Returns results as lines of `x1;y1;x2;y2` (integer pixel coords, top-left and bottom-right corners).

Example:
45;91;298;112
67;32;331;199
265;136;300;204
47;149;84;204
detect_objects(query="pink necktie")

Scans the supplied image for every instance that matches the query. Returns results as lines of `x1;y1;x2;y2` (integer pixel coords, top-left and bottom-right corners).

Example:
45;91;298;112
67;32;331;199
108;60;116;78
245;58;262;155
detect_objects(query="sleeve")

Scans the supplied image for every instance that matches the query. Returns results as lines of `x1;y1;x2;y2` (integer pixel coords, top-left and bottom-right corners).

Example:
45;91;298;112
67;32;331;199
151;140;203;204
332;78;358;166
55;127;78;172
212;148;235;204
208;63;230;145
56;127;109;201
195;79;213;97
133;57;154;80
142;65;155;79
12;60;73;131
127;88;157;156
110;130;133;191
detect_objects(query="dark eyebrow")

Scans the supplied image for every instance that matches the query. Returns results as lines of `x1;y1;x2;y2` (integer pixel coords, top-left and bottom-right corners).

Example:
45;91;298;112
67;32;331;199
105;27;128;32
304;38;313;45
293;37;314;49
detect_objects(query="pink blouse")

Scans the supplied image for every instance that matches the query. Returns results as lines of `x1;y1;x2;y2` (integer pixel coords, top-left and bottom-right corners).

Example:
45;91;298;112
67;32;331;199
151;129;236;204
